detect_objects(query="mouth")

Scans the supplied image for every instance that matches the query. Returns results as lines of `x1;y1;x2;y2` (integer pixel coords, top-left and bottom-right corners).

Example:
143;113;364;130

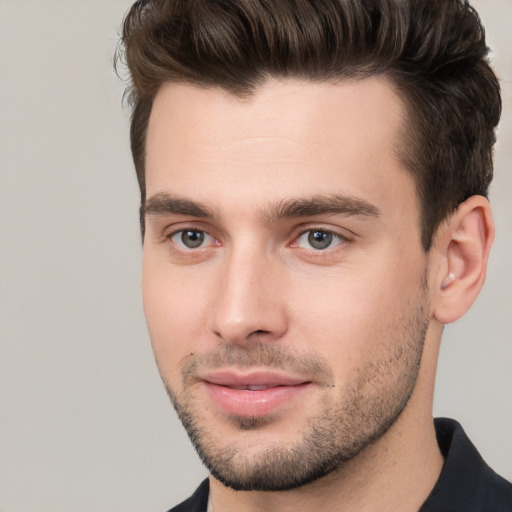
224;384;283;390
199;370;312;417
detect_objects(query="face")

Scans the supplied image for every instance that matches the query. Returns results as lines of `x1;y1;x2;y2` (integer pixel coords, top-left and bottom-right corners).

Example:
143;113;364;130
142;78;431;491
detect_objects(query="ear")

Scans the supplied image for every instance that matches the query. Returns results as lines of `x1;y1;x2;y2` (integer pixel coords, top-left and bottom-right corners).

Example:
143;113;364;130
432;195;494;324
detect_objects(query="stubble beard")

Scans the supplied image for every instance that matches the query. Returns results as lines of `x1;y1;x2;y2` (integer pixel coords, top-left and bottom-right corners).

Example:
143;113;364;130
162;293;429;492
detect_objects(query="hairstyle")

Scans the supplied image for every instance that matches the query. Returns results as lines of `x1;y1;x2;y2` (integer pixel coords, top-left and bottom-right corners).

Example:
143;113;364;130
117;0;501;250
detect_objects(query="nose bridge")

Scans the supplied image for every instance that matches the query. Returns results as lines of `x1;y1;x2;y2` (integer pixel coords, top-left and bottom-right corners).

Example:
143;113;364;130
207;240;287;344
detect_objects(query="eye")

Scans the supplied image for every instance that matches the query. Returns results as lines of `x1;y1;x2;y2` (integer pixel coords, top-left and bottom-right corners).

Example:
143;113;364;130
169;229;213;250
296;229;344;250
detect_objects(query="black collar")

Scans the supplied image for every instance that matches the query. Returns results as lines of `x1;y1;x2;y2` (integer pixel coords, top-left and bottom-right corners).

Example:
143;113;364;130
420;418;512;511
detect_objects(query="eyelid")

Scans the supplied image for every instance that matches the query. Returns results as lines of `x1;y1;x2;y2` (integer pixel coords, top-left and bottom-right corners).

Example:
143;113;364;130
291;224;354;243
162;222;353;254
298;229;345;249
166;226;218;251
163;220;216;240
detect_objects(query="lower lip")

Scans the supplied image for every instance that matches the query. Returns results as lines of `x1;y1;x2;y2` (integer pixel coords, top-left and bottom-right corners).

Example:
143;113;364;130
204;382;311;417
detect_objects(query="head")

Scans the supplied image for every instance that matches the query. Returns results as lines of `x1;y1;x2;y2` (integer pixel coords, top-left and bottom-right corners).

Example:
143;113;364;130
117;0;500;493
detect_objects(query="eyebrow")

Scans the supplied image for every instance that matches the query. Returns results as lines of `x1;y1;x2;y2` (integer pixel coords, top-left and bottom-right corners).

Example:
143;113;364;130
144;192;380;222
144;192;214;218
263;194;380;222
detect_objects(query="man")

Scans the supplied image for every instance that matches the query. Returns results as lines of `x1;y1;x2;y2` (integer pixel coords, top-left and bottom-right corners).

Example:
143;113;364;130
117;0;512;510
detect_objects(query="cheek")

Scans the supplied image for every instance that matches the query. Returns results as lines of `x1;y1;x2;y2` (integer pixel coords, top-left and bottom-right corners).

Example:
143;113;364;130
288;259;422;372
141;259;211;383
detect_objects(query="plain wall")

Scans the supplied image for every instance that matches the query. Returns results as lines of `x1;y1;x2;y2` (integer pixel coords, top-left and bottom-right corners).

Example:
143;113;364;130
0;1;510;511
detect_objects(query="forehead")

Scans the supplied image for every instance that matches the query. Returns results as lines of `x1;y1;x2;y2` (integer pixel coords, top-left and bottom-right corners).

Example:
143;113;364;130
145;77;416;221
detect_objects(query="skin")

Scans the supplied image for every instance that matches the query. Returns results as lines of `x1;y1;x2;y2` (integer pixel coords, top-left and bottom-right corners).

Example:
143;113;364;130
141;77;493;511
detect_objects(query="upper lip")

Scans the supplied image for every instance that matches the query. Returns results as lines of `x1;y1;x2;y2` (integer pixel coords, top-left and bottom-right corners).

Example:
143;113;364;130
200;370;310;388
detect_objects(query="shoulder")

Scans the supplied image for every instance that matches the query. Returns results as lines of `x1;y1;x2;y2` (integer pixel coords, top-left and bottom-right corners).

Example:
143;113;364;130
420;418;512;511
481;464;512;510
166;479;210;512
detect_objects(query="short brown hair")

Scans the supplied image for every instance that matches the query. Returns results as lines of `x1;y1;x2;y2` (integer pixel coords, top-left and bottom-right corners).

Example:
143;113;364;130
117;0;501;250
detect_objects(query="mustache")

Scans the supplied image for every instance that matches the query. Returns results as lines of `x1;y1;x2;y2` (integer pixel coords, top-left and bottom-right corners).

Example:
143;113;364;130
181;343;334;385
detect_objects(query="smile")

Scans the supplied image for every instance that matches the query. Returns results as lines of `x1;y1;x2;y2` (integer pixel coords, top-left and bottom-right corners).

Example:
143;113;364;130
200;370;312;417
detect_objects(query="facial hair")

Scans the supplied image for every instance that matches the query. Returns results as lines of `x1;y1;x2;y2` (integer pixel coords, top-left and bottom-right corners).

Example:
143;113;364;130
162;291;429;492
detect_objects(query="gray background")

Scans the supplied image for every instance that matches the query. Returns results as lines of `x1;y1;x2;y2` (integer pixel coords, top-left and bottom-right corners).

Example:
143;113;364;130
0;1;510;511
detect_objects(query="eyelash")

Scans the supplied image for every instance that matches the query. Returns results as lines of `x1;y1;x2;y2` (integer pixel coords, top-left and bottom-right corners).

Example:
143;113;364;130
167;227;217;251
292;227;350;252
166;226;351;254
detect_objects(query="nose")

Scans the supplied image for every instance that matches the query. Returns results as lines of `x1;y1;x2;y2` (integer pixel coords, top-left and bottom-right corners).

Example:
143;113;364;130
207;247;288;345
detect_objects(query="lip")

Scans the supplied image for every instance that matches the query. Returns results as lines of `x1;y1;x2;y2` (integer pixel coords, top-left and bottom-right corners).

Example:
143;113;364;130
200;370;312;417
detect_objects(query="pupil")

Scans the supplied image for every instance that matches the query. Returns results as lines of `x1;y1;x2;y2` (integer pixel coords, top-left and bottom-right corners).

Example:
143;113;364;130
308;230;332;249
182;230;204;248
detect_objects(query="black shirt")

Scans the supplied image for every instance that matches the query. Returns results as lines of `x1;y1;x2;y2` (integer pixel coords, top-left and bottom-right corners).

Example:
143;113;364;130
168;418;512;511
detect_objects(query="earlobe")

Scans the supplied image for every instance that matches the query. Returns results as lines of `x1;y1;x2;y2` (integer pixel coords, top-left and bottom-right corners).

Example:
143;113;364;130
433;196;494;325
